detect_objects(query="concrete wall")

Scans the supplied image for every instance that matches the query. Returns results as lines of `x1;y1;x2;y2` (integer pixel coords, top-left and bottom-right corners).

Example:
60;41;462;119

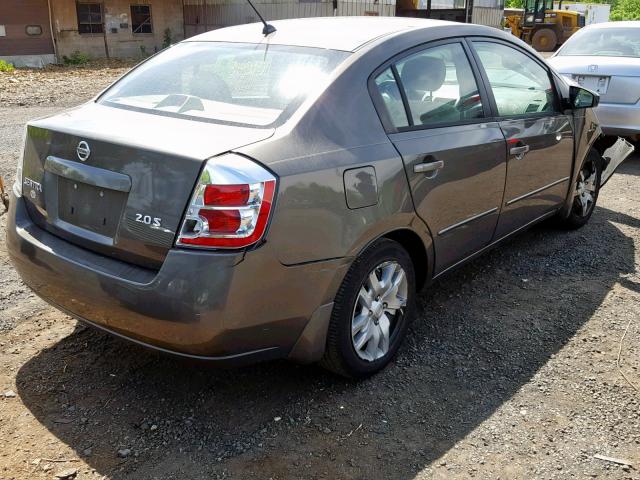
51;0;184;59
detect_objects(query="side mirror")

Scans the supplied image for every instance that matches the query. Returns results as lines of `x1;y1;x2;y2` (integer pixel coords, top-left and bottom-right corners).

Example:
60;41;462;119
569;85;599;109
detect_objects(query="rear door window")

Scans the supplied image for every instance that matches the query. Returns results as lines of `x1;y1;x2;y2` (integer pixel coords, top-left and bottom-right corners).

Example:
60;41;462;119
396;43;485;127
373;43;485;129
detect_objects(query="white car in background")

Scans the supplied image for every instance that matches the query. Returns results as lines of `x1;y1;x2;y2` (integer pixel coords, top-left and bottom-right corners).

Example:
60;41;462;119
548;21;640;144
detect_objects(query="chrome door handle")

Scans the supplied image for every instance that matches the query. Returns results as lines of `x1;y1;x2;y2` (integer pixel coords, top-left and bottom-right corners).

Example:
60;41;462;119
414;160;444;175
509;145;530;156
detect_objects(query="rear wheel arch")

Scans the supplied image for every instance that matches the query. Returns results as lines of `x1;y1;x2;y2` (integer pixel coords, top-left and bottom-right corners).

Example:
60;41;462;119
288;226;431;366
320;237;417;377
349;224;433;289
382;228;430;291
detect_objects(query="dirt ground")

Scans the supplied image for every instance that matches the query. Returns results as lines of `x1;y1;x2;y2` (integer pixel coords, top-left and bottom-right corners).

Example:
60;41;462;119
1;64;639;480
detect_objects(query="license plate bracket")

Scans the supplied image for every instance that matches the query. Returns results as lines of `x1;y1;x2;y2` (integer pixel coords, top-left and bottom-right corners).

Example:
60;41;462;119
57;177;126;238
574;75;610;95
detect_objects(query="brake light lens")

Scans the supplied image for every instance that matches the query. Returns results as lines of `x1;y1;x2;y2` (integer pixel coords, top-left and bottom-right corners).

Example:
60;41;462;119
203;184;250;206
176;154;277;249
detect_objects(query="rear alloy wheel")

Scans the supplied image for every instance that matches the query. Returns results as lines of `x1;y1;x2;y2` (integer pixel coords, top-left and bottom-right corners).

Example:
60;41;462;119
321;239;416;378
557;151;601;229
532;28;558;52
351;260;408;362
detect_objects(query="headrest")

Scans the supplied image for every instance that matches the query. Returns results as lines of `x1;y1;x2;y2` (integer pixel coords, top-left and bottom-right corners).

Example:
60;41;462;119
401;56;446;93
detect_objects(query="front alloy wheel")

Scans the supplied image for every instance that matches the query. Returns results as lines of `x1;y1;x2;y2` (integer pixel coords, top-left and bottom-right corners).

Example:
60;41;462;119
557;150;601;230
574;160;598;218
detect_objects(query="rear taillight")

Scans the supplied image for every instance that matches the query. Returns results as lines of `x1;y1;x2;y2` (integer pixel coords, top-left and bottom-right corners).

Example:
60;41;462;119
176;153;276;249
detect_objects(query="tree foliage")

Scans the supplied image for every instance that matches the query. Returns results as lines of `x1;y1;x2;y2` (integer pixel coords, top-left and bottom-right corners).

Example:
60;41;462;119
502;0;640;20
610;0;640;20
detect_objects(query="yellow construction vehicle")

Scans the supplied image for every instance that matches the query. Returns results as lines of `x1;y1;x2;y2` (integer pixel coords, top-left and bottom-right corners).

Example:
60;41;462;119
504;0;585;51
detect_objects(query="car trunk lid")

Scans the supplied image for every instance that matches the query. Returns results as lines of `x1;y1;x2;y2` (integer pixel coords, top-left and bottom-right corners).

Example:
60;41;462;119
550;55;640;104
21;102;275;269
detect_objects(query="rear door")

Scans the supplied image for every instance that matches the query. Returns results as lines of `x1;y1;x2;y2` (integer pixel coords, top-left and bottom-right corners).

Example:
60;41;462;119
370;40;507;275
469;39;575;239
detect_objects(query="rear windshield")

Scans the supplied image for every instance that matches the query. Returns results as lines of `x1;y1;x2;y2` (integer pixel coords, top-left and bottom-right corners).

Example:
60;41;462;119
98;42;350;127
558;28;640;58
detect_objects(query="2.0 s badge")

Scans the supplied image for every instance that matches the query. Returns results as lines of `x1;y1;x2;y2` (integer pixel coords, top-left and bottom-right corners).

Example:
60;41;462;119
135;213;162;227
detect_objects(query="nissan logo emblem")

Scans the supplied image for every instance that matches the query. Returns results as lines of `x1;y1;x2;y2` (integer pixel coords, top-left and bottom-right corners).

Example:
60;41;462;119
77;141;91;162
588;64;598;73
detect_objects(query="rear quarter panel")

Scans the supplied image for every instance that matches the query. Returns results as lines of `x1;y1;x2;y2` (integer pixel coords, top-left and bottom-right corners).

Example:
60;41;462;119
237;39;431;267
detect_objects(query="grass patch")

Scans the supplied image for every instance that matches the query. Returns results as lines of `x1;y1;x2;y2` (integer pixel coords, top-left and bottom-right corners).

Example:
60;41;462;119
0;60;15;73
63;51;91;65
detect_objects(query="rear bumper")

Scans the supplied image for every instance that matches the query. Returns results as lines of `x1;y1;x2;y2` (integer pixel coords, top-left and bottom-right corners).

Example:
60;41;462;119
595;102;640;138
6;193;347;365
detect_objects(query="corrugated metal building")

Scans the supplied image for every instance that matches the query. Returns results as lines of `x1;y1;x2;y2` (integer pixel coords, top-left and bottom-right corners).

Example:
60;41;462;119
183;0;396;37
1;0;503;66
397;0;504;28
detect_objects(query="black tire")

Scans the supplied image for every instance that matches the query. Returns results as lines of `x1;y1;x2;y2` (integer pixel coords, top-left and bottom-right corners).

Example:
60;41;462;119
532;28;558;52
320;238;416;379
557;150;602;230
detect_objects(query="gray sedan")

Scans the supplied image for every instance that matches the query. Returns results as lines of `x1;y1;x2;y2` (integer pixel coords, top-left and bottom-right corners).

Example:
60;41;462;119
6;17;629;378
548;21;640;143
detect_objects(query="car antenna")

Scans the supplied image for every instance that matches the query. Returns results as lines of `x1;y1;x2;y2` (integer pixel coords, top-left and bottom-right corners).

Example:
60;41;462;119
246;0;276;36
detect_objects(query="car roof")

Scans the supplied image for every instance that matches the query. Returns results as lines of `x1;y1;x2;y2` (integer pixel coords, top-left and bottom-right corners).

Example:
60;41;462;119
584;20;640;30
184;16;456;52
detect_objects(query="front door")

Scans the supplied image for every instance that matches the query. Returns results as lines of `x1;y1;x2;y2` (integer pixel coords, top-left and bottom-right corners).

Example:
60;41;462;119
371;41;507;274
470;40;575;238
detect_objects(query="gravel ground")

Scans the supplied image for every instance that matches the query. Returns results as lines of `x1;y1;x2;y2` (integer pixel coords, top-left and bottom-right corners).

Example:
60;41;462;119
0;66;639;480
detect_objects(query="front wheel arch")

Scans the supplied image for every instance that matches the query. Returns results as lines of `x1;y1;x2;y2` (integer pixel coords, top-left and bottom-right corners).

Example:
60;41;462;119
558;146;604;220
555;148;602;229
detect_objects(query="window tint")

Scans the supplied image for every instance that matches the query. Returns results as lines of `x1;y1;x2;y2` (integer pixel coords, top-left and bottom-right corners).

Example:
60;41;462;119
76;3;103;34
473;42;556;117
374;68;409;129
558;28;640;58
99;42;349;127
131;5;153;34
396;43;484;127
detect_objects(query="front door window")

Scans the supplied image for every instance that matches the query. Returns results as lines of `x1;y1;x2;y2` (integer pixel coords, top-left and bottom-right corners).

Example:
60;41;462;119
473;41;557;117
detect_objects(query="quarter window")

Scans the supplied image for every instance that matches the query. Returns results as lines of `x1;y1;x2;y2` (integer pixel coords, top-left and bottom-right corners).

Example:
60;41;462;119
131;5;153;34
374;68;409;129
76;3;104;34
473;42;557;117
